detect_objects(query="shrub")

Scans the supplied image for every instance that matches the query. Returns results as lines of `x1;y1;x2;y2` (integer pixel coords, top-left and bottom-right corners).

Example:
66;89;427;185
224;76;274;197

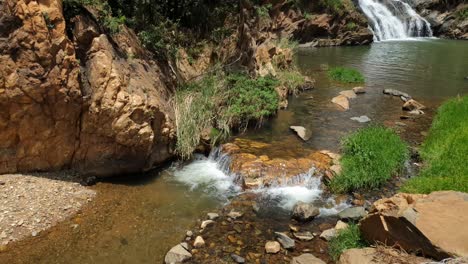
331;126;408;193
276;69;306;95
328;67;365;83
320;0;344;15
400;96;468;194
329;224;367;261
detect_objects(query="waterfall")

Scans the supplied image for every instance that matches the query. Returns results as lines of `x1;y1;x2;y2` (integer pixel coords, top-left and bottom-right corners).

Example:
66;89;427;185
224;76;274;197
358;0;433;41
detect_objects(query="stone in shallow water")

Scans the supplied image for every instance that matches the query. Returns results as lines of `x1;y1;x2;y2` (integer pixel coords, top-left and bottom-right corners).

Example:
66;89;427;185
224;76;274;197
292;201;320;222
383;89;411;99
291;253;326;264
275;232;295;249
340;90;357;99
200;220;215;229
265;241;281;254
231;253;246;263
353;86;366;94
403;99;426;111
164;244;192;264
193;236;205;248
207;213;219;220
350;116;371;123
293;231;314;241
338;207;367;221
332;95;350;110
290;126;312;141
320;228;337;241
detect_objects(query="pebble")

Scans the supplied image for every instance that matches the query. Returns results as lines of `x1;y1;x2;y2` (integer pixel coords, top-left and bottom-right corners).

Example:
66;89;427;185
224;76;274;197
207;213;219;220
193;236;205;248
274;232;295;249
200;220;215;229
231;253;246;263
227;210;243;220
186;230;193;237
265;241;281;254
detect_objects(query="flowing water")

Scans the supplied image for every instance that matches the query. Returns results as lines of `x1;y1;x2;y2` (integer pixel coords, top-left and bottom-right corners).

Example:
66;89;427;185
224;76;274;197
358;0;433;41
1;40;467;264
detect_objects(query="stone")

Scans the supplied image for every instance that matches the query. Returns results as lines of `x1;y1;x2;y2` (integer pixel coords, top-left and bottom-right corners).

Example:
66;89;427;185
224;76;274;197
200;220;215;229
320;228;337;241
290;126;312;141
292;201;320;222
332;95;350;110
227;210;243;220
164;244;192;264
293;231;314;241
383;89;411;99
265;241;281;254
207;213;219;220
275;232;295;250
409;109;425;115
359;191;468;260
339;90;357;99
231;254;245;263
402;99;426;111
338;247;431;264
335;220;349;230
350;116;371;123
289;225;299;232
193;236;205;248
186;231;193;237
291;253;326;264
338;207;366;221
352;87;366;94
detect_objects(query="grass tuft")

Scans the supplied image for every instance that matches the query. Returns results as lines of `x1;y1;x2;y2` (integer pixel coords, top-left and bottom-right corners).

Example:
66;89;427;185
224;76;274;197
329;224;367;261
331;126;408;193
400;96;468;194
328;67;365;83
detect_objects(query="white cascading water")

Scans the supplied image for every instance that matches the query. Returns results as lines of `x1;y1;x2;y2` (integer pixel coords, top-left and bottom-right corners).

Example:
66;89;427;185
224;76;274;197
358;0;433;41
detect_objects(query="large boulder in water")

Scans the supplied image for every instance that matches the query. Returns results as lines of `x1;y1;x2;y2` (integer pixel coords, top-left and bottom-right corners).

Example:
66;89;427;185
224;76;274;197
359;191;468;260
292;201;320;222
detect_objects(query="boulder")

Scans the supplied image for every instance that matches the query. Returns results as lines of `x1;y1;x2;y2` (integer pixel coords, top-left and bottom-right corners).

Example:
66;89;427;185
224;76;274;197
275;232;295;249
332;95;350;110
265;241;281;254
164;244;192;264
290;126;312;141
359;191;468;260
352;87;366;94
402;99;426;111
338;207;366;221
291;253;326;264
292;202;320;222
338;247;432;264
340;90;357;99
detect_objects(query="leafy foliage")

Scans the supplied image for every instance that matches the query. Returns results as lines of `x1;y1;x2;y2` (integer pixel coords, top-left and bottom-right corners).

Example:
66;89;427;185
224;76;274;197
328;67;365;83
331;126;408;193
329;225;367;261
401;96;468;194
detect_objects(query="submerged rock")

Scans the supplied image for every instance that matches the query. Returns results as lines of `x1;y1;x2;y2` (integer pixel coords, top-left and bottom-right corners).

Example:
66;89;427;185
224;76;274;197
265;241;281;254
350;116;371;123
359;191;468;260
339;90;357;99
292;202;320;222
332;95;350;110
290;126;312;141
338;207;366;221
291;253;326;264
383;89;411;100
275;232;295;249
352;87;366;94
164;244;192;264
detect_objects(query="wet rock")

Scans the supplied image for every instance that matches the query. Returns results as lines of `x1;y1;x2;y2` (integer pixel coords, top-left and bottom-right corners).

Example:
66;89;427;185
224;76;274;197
335;220;349;230
231;254;246;263
207;213;219;220
338;247;431;264
165;244;192;264
402;99;426;111
227;210;243;220
352;87;366;94
339;90;357;99
289;225;299;232
359;191;468;260
383;89;411;100
409;109;425;115
332;95;350;110
338;207;366;221
292;202;320;222
194;236;205;248
275;232;295;250
293;231;314;241
320;228;337;241
290;126;312;141
291;253;326;264
350;116;371;123
265;241;281;254
186;231;193;237
200;220;215;229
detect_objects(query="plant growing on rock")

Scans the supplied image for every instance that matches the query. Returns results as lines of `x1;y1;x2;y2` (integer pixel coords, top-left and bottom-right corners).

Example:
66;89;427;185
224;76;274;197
329;224;367;261
328;67;365;83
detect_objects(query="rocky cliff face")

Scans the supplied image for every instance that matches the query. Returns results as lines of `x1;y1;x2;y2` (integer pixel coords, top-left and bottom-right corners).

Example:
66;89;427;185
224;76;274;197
412;0;468;39
0;0;176;177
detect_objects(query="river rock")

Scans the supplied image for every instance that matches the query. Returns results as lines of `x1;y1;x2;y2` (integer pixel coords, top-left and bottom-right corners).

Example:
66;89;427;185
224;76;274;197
275;232;295;249
338;207;366;221
230;254;245;263
290;126;312;141
291;253;326;264
335;220;349;230
207;213;219;220
293;231;314;241
359;191;468;260
265;241;281;254
402;99;426;111
332;95;350;110
186;231;193;237
383;89;411;100
339;90;357;99
193;236;205;248
164;244;192;264
320;228;337;241
350;116;371;123
352;87;366;94
227;210;243;220
338;247;432;264
409;109;425;115
200;220;215;229
292;202;320;222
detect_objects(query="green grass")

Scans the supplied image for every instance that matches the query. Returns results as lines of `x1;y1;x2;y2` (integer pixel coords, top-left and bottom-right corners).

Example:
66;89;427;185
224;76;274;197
328;67;365;83
329;224;367;261
276;69;306;95
331;126;409;193
400;96;468;194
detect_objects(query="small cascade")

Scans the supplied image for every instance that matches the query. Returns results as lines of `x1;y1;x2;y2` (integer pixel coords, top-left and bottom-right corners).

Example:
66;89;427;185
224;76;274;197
358;0;433;41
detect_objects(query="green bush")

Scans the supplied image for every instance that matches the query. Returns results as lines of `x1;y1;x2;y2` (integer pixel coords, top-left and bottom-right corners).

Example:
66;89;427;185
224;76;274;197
331;126;409;193
401;96;468;194
276;69;306;95
328;67;365;83
320;0;344;15
329;224;367;261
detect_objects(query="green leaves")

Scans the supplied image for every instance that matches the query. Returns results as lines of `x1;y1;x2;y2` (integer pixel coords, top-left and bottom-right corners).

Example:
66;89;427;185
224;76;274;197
328;67;365;83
